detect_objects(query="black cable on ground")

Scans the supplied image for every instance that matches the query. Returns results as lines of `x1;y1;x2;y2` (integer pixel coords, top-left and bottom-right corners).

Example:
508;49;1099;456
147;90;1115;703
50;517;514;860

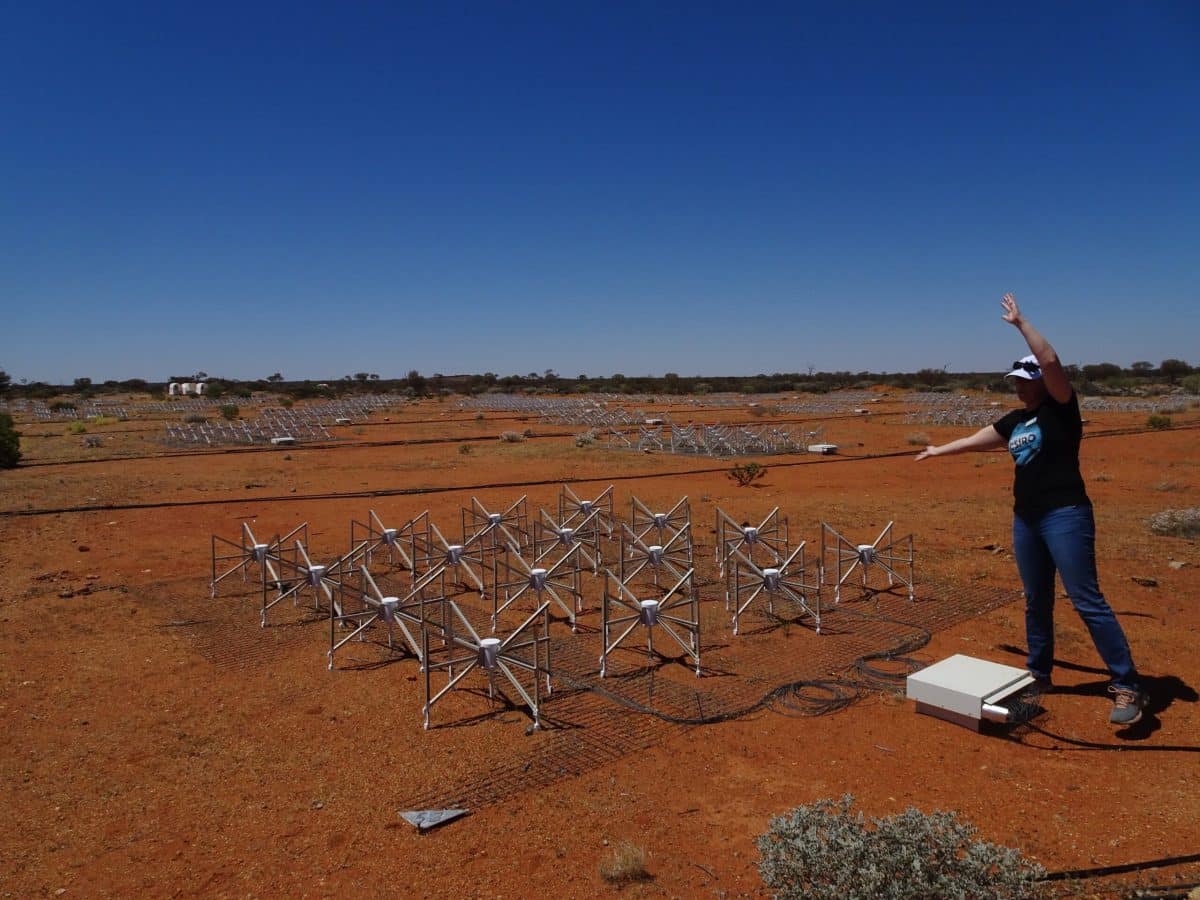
1041;853;1200;882
551;604;933;727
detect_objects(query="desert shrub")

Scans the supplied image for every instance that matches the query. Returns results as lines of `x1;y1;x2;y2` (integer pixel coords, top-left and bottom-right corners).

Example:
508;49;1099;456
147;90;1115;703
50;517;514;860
906;431;931;446
67;421;88;435
1147;414;1172;430
182;414;206;424
499;431;525;443
599;841;650;885
278;397;294;409
1148;508;1200;538
0;413;21;468
49;400;76;412
219;404;240;421
1181;373;1200;395
88;415;116;426
522;427;534;437
574;429;597;448
458;443;474;455
729;461;767;486
757;795;1045;900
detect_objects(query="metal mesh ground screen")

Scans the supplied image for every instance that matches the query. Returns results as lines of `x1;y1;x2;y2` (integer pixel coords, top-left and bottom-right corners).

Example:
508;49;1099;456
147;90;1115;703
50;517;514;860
177;536;1018;814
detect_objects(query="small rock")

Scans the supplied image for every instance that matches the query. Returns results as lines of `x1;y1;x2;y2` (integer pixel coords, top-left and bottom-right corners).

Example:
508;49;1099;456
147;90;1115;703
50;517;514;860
311;800;324;810
77;546;90;552
1131;576;1158;588
1168;560;1190;570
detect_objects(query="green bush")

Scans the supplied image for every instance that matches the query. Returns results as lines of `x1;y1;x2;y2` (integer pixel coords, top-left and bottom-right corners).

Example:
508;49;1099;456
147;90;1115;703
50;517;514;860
49;400;76;412
729;461;767;486
67;421;87;435
0;413;21;468
219;404;240;421
757;795;1045;900
1181;373;1200;395
1146;414;1172;430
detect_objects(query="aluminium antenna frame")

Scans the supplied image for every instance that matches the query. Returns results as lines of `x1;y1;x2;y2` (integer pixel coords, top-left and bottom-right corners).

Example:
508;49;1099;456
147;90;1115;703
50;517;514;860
421;599;553;730
728;543;820;635
820;521;915;604
600;567;700;678
629;495;692;553
210;521;308;599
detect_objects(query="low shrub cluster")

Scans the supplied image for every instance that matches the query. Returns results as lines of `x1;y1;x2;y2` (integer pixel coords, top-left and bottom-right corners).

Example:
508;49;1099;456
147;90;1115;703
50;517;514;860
1146;414;1172;430
499;431;525;443
758;795;1045;900
574;429;597;447
1148;508;1200;538
906;431;931;446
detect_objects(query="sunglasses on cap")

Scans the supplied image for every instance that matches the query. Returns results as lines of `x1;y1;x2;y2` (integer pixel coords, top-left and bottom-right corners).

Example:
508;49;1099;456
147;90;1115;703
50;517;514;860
1010;360;1041;374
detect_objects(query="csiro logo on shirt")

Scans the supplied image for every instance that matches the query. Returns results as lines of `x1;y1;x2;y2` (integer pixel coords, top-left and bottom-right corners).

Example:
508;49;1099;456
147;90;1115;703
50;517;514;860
1008;417;1042;466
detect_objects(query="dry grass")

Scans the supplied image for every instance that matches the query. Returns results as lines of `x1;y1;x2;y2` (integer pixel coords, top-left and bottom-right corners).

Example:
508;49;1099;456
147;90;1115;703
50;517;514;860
498;430;526;443
599;841;650;885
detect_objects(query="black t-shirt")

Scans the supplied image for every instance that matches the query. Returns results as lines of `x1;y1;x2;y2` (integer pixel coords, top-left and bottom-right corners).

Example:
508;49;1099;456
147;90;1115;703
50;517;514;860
992;389;1090;518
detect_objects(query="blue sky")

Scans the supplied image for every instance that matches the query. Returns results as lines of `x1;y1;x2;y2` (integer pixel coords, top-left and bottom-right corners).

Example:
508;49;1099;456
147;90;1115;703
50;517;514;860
2;2;1198;383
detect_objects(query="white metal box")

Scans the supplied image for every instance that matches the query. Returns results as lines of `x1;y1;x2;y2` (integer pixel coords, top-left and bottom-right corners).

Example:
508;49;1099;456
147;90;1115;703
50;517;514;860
906;654;1034;731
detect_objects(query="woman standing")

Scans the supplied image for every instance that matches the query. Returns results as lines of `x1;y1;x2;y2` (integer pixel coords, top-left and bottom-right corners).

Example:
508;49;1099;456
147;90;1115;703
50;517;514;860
915;294;1144;726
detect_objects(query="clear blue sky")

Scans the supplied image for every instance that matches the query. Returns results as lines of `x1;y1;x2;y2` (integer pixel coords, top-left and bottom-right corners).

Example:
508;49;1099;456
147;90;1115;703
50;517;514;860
3;2;1198;384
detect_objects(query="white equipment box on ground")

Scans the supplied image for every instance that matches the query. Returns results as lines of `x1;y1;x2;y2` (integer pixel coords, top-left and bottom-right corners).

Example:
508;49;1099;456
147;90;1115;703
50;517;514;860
906;654;1035;731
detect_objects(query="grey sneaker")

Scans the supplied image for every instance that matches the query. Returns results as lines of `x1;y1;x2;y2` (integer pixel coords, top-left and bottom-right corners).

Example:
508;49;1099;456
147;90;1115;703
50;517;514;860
1108;686;1146;725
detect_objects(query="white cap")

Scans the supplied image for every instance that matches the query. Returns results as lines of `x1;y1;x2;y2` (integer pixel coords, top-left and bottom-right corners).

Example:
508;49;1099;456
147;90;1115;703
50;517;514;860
1005;354;1043;381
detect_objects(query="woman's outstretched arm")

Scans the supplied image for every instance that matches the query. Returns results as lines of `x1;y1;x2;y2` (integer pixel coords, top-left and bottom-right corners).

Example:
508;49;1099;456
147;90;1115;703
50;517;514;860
914;425;1005;461
1001;293;1073;403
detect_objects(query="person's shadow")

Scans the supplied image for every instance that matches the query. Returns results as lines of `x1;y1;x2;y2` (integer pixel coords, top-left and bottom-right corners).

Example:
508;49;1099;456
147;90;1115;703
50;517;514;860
997;643;1197;741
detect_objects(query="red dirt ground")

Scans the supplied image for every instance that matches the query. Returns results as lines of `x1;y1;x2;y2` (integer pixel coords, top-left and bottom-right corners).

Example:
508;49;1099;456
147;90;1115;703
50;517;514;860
2;395;1198;898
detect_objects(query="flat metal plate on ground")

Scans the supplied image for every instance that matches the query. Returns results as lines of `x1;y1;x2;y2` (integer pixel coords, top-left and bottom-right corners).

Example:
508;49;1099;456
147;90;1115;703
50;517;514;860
399;809;470;832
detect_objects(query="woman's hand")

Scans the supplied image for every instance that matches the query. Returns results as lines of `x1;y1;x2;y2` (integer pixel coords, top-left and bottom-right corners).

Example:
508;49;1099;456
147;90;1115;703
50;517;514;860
1001;292;1023;326
914;445;938;462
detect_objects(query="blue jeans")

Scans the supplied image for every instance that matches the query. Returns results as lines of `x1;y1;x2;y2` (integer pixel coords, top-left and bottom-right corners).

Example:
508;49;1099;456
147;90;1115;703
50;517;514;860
1012;504;1138;690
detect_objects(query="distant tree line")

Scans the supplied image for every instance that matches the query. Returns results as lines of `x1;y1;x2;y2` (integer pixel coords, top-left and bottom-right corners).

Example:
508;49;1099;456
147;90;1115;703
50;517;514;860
1;359;1197;401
